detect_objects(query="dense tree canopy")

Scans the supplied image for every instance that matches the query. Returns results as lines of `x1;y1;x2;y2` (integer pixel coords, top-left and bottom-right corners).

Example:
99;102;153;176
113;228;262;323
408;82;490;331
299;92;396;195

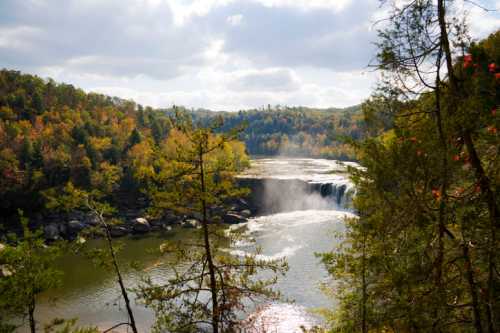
0;70;175;221
0;70;363;226
176;105;362;160
320;6;499;330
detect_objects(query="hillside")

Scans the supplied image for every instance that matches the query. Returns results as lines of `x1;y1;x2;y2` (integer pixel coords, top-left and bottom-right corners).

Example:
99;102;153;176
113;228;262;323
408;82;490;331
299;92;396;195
0;69;362;219
176;105;363;160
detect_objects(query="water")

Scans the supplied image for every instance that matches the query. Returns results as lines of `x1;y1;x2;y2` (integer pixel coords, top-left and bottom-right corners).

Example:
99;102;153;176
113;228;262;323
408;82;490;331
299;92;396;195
28;158;357;332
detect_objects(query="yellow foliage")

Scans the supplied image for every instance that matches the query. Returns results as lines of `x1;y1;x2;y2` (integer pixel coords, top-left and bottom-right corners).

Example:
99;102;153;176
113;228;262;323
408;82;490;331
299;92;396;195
89;136;112;151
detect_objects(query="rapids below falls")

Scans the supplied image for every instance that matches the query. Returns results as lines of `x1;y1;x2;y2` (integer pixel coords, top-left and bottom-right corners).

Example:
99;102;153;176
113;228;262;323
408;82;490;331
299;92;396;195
28;158;359;332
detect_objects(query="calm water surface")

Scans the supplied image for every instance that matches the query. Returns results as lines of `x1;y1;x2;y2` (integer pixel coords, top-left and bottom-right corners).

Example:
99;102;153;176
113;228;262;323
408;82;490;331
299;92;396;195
28;158;357;332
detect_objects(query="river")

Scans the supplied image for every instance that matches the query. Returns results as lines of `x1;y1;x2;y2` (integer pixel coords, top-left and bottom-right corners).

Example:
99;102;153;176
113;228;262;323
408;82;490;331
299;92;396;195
30;158;357;332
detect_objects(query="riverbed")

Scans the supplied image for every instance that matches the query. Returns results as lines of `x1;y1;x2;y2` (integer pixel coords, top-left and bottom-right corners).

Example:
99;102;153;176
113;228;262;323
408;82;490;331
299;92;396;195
29;158;357;332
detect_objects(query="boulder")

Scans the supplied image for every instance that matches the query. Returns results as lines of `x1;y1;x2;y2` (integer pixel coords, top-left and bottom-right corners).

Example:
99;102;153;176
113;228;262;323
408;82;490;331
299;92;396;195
44;224;60;240
58;223;67;236
150;225;162;231
110;226;128;237
190;212;203;221
209;206;225;218
149;218;163;227
68;210;85;220
150;213;180;227
150;213;180;226
68;220;86;233
163;213;180;225
182;219;201;229
133;217;151;233
234;198;250;210
222;213;247;225
85;212;101;226
239;209;252;218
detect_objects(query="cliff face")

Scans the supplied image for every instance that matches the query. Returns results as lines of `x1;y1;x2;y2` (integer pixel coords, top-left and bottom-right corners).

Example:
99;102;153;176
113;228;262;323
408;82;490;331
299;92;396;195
237;177;352;215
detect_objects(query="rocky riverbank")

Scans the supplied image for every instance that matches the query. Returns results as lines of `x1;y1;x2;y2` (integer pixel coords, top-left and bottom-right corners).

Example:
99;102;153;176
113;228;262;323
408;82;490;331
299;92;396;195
1;161;354;242
32;197;256;241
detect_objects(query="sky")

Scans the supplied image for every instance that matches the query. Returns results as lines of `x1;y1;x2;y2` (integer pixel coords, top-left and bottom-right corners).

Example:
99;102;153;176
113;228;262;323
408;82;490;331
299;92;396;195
1;0;499;110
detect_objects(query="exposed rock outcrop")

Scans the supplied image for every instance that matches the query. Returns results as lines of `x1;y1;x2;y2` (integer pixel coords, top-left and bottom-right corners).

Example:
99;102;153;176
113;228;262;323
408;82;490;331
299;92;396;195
68;220;86;233
182;219;201;229
132;217;151;233
110;226;129;237
44;224;61;240
222;213;247;224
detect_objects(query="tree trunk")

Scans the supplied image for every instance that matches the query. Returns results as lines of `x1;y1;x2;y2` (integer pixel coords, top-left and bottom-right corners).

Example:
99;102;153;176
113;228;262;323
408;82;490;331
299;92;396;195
436;2;498;331
29;293;35;333
462;131;498;333
462;243;484;333
102;216;138;333
433;42;448;329
199;144;219;333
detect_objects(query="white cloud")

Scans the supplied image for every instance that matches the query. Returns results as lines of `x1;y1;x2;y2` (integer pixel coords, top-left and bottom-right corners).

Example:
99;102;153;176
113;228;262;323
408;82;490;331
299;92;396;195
460;0;500;38
168;0;234;25
0;26;42;50
2;0;496;111
254;0;352;12
228;67;301;92
227;14;244;26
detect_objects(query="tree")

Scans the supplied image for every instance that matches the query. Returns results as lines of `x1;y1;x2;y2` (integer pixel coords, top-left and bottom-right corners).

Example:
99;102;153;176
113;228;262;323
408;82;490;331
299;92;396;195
0;211;62;333
44;163;138;333
320;1;499;332
137;111;286;332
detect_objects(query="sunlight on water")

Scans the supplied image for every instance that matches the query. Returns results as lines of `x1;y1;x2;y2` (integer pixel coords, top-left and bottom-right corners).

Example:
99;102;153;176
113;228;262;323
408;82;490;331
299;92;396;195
27;158;357;332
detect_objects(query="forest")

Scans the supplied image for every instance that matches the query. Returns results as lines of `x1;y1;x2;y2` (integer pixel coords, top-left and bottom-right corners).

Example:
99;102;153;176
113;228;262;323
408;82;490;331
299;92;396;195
0;69;361;222
187;105;362;160
0;0;499;332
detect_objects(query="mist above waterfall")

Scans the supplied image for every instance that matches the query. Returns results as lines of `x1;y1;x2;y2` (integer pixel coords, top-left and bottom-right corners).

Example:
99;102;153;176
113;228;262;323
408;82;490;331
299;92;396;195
238;158;356;213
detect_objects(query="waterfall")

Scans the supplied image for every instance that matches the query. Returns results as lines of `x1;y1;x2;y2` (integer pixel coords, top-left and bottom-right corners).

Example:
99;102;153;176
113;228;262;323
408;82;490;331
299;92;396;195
238;178;354;214
237;158;358;214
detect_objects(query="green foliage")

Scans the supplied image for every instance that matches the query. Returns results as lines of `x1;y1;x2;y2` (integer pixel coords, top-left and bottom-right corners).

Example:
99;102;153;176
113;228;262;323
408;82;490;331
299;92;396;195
138;113;287;332
43;318;98;333
0;211;62;332
319;12;499;332
0;69;172;218
44;178;139;333
171;105;362;160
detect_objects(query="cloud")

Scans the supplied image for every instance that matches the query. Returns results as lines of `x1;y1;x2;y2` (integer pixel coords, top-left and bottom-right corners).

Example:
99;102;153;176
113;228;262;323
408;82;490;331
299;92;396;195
457;0;500;38
200;0;379;71
0;0;497;110
254;0;352;12
0;25;42;50
0;0;210;79
228;68;300;92
227;14;244;26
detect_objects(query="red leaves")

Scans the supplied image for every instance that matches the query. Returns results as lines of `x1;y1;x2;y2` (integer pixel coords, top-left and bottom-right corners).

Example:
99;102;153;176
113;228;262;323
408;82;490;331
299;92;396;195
487;126;497;134
452;155;460;161
463;55;473;68
496;73;500;80
432;188;442;201
489;63;497;73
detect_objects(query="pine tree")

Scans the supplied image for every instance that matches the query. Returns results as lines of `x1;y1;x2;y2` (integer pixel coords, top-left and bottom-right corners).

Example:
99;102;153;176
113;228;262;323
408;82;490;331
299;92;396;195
319;2;499;332
137;111;287;332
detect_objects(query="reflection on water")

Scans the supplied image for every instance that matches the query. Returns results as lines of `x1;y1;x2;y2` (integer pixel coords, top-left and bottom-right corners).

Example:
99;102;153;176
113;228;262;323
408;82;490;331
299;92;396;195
28;159;356;332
